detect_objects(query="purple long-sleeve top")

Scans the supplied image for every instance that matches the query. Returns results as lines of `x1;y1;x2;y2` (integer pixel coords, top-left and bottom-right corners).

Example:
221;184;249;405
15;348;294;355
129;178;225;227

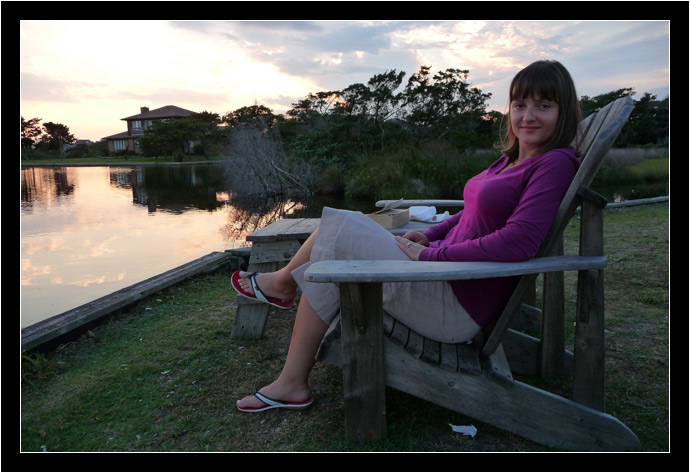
419;147;580;328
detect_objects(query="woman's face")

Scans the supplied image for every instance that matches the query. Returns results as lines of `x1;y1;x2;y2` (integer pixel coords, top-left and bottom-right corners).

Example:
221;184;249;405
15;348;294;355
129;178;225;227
510;95;560;159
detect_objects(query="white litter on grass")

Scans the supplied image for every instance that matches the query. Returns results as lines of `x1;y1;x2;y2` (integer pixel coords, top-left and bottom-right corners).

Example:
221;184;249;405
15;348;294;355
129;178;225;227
449;423;477;438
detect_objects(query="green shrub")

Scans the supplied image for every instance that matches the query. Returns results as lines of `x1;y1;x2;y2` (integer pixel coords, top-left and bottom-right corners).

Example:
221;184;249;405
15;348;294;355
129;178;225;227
344;142;499;200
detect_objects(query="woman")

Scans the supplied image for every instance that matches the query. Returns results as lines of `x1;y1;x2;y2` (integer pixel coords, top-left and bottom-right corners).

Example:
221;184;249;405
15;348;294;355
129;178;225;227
232;59;582;412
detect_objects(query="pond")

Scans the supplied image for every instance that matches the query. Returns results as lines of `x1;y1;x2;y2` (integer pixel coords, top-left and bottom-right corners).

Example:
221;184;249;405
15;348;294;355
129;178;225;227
19;164;352;328
20;162;666;328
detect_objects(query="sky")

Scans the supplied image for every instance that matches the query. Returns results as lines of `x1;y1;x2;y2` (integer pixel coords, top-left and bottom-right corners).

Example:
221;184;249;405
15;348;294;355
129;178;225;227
20;20;670;143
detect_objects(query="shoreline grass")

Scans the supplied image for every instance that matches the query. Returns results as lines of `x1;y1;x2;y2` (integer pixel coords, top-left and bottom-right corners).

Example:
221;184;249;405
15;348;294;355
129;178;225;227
20;203;669;453
20;155;223;167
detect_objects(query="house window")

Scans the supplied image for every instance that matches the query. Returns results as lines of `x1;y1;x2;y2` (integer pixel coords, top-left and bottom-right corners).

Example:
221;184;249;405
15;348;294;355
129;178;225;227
113;140;127;151
131;120;143;135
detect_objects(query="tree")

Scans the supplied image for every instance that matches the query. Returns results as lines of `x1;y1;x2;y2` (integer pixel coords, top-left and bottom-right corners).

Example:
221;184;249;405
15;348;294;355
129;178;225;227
622;93;668;147
222;119;315;197
223;105;277;128
139;112;224;158
279;66;495;164
581;88;669;147
139;119;179;157
580;87;635;117
40;122;76;158
401;66;492;145
364;69;406;149
21;116;42;157
184;111;225;155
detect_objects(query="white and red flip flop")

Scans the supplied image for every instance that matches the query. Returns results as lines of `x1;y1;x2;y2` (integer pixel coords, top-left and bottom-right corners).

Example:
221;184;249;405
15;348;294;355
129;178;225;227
237;389;314;413
231;271;295;310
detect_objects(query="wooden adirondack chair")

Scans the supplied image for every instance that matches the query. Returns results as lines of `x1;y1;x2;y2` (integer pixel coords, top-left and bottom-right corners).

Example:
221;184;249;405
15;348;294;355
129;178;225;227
304;96;641;450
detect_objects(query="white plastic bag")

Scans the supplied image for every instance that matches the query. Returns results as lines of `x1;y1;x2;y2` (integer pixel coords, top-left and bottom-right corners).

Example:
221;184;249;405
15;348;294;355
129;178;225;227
409;206;449;223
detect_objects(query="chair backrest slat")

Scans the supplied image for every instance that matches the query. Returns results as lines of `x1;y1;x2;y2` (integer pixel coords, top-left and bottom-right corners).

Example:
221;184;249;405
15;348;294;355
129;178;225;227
480;96;634;359
537;96;633;259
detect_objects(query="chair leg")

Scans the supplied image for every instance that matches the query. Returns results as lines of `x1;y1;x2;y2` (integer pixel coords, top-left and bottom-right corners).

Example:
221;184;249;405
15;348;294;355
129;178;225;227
573;268;606;410
541;235;566;379
573;199;606;411
339;282;386;443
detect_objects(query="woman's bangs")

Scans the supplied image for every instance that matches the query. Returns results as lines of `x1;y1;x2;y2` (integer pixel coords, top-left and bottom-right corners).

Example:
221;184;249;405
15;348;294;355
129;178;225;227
510;68;559;103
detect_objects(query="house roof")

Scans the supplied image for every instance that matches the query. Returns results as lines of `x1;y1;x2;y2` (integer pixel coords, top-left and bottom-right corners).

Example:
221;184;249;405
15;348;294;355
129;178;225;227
121;105;196;121
101;130;132;140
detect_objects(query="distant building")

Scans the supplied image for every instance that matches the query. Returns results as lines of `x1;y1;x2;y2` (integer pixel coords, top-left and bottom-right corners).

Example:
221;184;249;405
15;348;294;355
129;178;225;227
64;139;94;150
102;105;196;154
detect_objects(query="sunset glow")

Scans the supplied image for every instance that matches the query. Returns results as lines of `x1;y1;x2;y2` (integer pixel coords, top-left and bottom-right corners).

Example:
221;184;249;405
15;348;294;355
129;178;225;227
20;20;669;142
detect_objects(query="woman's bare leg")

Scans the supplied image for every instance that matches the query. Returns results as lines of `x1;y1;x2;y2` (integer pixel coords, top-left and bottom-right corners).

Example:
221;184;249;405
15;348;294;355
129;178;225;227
237;228;319;300
236;294;328;409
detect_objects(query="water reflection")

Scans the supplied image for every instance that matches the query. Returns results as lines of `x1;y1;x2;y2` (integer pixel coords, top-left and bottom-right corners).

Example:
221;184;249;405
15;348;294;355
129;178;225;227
21;167;76;212
123;166;226;213
19;164;322;328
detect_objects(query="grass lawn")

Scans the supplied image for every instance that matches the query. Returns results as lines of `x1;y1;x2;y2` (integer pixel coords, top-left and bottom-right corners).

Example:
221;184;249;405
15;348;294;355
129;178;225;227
20;203;669;454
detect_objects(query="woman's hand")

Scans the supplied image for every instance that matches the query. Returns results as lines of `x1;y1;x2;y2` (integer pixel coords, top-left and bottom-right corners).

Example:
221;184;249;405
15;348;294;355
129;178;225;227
395;234;427;261
401;231;429;246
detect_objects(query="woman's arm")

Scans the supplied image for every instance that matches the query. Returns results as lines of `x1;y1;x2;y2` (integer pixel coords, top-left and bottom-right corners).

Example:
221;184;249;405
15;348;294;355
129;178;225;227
421;211;463;242
419;155;577;263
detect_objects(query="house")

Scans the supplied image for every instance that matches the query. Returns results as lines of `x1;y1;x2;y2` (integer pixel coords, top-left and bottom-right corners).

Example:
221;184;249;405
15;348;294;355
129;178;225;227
102;105;196;154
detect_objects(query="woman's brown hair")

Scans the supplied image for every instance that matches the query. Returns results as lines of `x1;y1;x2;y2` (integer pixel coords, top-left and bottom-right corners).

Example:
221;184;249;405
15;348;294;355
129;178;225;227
501;60;583;160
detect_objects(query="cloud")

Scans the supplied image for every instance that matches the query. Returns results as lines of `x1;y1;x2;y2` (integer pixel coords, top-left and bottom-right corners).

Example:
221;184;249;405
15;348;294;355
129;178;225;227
171;20;423;86
20;72;228;113
21;72;86;103
21;20;669;141
114;87;230;112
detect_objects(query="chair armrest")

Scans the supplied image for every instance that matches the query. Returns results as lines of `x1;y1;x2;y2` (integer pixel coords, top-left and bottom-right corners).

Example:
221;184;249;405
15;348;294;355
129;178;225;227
304;256;607;283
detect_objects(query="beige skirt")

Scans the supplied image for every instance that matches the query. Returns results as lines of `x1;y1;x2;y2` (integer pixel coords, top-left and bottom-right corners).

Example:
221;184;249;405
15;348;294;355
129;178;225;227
290;207;480;344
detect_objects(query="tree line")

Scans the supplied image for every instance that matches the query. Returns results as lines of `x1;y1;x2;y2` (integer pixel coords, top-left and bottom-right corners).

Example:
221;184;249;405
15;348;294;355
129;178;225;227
22;65;668;175
21;118;77;158
135;66;668;161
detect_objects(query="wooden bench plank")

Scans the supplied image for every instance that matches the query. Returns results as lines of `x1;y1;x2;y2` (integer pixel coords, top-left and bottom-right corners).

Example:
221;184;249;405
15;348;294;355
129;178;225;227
247;240;302;264
405;330;424;358
456;342;482;374
382;311;396;336
439;343;458;372
246;218;320;242
420;339;441;364
375;199;465;209
305;255;607;283
390;319;410;346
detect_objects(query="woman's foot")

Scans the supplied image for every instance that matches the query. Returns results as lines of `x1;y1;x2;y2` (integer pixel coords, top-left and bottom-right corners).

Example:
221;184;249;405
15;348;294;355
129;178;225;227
237;271;297;301
236;380;312;412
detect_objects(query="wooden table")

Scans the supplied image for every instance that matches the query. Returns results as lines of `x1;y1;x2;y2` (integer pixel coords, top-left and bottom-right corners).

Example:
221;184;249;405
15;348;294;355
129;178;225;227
230;217;435;339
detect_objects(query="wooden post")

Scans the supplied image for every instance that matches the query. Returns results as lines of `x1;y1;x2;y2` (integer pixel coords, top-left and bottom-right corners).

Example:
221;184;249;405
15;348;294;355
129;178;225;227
573;197;606;411
540;234;565;379
339;282;387;443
